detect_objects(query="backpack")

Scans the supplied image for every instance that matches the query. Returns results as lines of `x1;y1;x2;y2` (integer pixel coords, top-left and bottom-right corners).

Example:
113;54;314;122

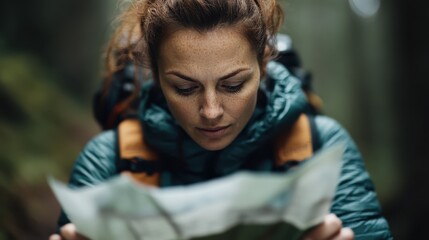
93;34;322;186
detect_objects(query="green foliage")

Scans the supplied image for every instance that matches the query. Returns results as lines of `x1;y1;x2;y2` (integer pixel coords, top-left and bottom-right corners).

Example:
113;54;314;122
0;53;98;184
0;53;98;238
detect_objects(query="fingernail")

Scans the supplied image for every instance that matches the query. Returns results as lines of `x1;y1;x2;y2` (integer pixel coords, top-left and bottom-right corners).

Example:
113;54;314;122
342;227;355;238
50;235;61;240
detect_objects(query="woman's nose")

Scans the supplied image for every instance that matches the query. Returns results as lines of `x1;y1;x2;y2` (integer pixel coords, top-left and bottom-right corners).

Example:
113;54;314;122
199;91;224;121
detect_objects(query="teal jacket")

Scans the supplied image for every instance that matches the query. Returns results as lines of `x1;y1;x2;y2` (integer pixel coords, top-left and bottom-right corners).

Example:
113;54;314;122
58;62;392;239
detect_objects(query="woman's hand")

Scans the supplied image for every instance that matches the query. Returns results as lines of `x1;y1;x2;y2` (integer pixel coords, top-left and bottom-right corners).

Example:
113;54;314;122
303;214;354;240
48;224;88;240
49;215;352;240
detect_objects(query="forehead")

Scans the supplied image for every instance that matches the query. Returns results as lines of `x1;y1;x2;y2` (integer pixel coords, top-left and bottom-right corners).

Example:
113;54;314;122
157;26;258;75
162;26;247;49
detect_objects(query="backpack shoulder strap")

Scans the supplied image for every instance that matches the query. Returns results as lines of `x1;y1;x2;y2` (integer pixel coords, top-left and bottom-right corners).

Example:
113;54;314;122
117;114;319;181
275;113;317;166
117;118;160;186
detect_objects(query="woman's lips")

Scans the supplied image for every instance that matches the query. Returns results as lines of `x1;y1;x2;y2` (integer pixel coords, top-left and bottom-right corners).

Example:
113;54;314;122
196;125;230;138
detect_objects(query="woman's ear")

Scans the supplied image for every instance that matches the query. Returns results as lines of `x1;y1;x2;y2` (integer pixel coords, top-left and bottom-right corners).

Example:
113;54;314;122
259;45;271;79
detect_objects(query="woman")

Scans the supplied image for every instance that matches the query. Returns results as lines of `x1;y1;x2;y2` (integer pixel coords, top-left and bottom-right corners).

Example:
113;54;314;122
50;0;392;239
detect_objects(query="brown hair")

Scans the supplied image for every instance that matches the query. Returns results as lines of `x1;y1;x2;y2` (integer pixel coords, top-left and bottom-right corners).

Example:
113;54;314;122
101;0;284;126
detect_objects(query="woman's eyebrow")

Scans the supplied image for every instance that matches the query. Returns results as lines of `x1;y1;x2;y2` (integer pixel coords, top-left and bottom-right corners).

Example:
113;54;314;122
166;71;197;82
218;68;251;81
166;68;251;82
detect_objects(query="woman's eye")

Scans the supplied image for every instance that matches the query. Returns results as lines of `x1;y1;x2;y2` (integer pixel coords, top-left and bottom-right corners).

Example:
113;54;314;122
174;86;198;96
222;82;244;93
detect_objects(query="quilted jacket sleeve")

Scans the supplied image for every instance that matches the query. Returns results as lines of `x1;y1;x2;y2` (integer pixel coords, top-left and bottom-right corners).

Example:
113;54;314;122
57;130;118;230
315;115;392;239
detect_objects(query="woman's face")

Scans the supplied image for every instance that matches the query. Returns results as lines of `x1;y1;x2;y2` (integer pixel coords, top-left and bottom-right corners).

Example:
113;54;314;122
157;26;261;151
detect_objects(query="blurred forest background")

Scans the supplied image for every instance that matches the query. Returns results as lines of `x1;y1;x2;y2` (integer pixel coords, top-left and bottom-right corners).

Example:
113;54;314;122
0;0;428;239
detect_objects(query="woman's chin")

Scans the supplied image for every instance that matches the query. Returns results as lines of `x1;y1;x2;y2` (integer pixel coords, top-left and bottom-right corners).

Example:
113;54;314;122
193;137;234;151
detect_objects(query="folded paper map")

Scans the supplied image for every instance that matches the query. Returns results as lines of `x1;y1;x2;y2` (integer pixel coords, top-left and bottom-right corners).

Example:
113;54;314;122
49;144;343;240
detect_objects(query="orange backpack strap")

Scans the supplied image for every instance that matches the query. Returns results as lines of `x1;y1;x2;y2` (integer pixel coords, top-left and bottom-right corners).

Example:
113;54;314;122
275;113;313;166
117;118;160;186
